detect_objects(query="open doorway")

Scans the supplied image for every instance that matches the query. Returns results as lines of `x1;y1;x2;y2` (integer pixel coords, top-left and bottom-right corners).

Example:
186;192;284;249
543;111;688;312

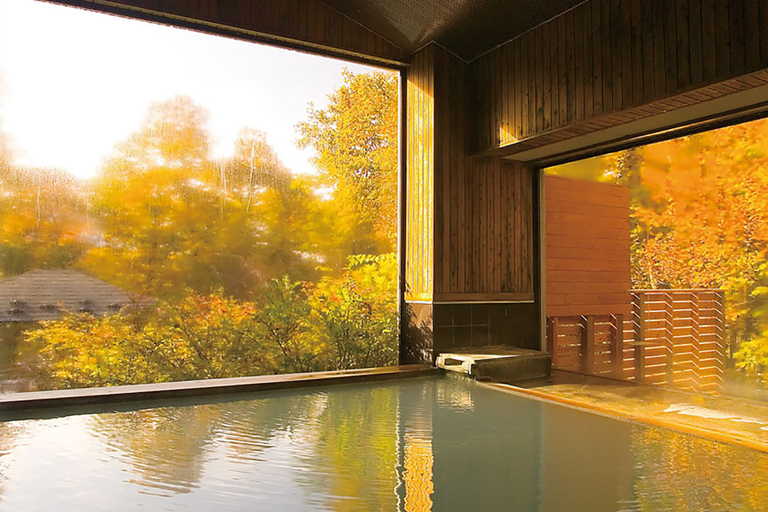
545;115;768;401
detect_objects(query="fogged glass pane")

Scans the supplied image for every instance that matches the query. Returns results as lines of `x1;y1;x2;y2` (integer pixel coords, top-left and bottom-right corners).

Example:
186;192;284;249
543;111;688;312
0;0;398;392
545;116;768;403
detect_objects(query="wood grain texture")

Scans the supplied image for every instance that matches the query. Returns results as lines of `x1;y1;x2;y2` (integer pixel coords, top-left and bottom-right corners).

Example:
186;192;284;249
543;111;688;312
47;0;409;66
545;175;631;317
405;46;435;301
439;159;535;296
407;45;536;302
470;0;768;156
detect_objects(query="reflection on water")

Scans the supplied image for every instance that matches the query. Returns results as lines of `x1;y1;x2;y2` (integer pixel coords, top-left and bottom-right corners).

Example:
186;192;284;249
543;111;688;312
403;425;434;511
89;406;221;495
1;377;768;511
630;428;768;511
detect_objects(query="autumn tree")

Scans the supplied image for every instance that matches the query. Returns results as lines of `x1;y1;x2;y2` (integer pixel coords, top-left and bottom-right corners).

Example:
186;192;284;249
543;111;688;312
309;254;398;369
298;70;398;256
25;256;397;388
0;166;89;277
83;97;273;299
7;75;401;388
555;119;768;376
223;127;290;197
625;124;768;370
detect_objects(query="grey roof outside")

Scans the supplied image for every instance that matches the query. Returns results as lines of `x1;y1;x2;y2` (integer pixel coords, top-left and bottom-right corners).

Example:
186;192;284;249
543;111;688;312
0;269;134;322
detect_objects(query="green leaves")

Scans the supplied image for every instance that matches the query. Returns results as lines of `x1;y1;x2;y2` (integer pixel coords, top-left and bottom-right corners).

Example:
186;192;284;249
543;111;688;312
3;72;400;389
24;254;397;388
297;70;398;253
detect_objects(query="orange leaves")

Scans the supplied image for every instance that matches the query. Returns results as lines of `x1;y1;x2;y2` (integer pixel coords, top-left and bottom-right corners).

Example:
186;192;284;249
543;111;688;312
600;118;768;296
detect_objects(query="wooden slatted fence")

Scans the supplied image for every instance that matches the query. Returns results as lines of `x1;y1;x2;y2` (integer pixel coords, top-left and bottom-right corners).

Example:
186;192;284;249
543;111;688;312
547;289;726;393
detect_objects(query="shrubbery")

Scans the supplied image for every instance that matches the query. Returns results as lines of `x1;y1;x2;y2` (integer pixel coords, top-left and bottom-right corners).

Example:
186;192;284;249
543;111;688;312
23;255;397;389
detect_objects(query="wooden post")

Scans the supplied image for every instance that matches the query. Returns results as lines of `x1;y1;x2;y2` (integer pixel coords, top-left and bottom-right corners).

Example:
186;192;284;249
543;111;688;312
612;314;624;378
582;315;596;374
690;291;701;391
548;317;559;368
633;293;645;383
664;292;675;387
715;290;726;392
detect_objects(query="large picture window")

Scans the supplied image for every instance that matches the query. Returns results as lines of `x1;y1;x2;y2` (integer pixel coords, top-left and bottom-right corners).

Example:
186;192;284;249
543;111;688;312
0;0;399;392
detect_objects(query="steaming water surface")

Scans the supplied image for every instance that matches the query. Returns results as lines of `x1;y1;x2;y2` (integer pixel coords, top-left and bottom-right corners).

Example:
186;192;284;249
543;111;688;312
1;377;767;511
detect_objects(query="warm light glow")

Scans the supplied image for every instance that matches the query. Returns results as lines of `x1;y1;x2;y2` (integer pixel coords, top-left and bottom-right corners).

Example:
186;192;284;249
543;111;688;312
0;0;387;179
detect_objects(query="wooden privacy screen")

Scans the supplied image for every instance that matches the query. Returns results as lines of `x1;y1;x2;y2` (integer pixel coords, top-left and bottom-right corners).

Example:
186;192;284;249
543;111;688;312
544;175;726;393
544;174;631;318
547;314;624;376
630;290;726;393
548;290;726;394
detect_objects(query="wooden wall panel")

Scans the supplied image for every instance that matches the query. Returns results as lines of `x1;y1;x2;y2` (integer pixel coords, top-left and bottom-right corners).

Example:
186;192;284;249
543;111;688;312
433;159;534;301
48;0;409;66
406;45;536;303
405;46;435;302
471;0;768;156
406;45;536;302
545;175;631;317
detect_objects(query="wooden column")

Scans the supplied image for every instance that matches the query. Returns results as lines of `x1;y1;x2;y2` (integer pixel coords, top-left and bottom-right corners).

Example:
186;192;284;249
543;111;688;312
611;313;624;377
633;292;646;383
582;315;596;374
402;44;540;363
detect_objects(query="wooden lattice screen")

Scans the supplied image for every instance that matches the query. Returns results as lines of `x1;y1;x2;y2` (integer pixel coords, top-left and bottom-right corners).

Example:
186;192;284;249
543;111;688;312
547;289;726;394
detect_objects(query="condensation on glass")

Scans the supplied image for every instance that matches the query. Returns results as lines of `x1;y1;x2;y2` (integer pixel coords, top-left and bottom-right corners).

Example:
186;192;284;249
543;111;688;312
0;0;399;393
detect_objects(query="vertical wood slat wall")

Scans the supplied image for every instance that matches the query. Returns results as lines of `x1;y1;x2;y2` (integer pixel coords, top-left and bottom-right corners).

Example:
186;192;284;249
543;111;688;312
52;0;410;65
471;0;768;154
406;45;535;303
405;46;435;302
434;159;534;300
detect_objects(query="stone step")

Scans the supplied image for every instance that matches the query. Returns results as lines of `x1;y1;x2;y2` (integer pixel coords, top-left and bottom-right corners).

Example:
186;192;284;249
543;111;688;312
436;347;551;383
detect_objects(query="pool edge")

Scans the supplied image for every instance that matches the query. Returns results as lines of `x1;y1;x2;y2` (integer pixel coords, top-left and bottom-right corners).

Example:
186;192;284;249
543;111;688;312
0;365;438;414
482;381;768;455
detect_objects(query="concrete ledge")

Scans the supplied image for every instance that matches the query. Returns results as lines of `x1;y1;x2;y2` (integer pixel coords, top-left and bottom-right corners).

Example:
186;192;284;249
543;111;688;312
484;378;768;455
0;365;437;419
436;347;551;383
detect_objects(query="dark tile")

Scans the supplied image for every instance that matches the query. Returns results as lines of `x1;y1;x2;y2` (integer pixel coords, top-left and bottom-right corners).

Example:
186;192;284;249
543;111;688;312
407;303;433;330
471;303;489;326
452;326;472;348
432;303;452;328
452;304;472;326
489;321;512;345
470;325;490;347
433;326;454;353
401;303;434;364
499;303;540;350
489;303;513;328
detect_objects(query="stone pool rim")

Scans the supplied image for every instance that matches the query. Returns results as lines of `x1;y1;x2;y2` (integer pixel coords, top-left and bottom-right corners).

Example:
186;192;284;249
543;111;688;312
5;365;768;457
485;380;768;455
0;364;437;415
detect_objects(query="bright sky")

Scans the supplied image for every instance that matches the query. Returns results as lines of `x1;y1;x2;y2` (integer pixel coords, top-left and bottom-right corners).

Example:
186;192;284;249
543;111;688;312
0;0;390;178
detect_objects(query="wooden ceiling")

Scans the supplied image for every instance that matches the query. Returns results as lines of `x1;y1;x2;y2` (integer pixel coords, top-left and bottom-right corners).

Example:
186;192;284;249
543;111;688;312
323;0;586;61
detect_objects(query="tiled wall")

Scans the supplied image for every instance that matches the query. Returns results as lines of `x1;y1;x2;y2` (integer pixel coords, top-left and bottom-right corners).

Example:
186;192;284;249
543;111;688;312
402;302;539;364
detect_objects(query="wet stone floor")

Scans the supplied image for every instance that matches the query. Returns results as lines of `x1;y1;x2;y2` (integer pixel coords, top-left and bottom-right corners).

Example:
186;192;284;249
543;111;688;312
505;370;768;452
